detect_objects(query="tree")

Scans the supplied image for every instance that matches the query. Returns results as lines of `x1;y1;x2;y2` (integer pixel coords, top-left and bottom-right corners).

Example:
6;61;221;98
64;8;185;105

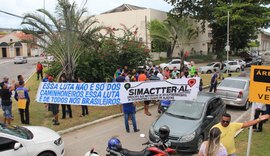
21;0;101;81
76;24;150;82
164;0;270;55
148;16;198;63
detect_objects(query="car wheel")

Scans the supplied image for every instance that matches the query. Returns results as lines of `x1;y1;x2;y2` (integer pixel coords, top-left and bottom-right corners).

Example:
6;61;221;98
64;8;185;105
197;135;204;152
38;151;55;156
242;100;251;111
236;68;240;72
206;70;212;74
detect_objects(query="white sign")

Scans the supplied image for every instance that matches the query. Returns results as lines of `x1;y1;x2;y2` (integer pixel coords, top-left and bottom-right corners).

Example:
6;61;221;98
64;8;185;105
36;78;200;106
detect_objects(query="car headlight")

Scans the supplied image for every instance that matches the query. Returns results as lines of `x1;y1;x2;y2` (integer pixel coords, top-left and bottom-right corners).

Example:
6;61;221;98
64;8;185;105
179;132;196;143
54;137;63;146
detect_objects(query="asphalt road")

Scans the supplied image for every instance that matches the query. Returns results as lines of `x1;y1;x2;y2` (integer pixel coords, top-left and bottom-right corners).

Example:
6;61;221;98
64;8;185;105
61;102;252;156
0;57;44;81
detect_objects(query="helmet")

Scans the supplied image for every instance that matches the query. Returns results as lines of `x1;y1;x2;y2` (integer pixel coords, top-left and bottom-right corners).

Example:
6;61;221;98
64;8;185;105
108;137;122;151
159;125;170;141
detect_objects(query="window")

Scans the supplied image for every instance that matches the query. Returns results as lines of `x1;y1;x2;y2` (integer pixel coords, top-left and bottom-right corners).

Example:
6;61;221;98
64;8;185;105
172;61;180;64
214;64;220;67
0;137;17;152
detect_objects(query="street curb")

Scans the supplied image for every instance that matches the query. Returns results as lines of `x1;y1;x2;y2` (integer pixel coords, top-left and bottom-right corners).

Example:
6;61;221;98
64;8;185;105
57;105;148;135
234;108;252;137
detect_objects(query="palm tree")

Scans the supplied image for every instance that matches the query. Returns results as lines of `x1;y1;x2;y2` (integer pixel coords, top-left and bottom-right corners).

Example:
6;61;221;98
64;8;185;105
149;16;198;62
21;0;101;80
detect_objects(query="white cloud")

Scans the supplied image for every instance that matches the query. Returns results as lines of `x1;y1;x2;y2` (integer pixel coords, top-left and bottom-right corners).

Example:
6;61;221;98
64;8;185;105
0;0;172;29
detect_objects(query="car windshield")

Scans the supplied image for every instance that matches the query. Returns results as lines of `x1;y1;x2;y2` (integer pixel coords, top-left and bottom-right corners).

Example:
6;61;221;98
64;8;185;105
0;124;33;139
207;63;215;66
219;79;246;89
165;100;205;120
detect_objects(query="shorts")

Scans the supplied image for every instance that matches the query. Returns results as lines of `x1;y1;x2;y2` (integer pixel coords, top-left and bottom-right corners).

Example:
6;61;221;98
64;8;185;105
144;101;150;105
2;105;12;118
51;104;59;115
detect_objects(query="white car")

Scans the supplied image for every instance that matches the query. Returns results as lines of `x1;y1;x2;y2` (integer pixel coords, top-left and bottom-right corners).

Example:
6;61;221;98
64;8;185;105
232;59;246;67
199;62;222;74
224;61;241;72
14;56;27;64
0;124;65;156
46;56;55;62
159;59;191;70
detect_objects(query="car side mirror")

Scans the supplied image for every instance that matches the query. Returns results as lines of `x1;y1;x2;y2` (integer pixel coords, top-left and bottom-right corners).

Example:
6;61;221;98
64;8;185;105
206;115;214;119
14;143;22;151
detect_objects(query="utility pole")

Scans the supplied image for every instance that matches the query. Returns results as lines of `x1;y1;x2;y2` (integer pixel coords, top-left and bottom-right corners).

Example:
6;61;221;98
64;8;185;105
225;10;230;75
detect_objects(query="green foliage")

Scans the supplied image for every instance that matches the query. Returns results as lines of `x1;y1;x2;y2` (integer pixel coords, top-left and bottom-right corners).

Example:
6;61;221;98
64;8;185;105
148;16;198;58
165;0;270;53
76;25;150;82
21;0;102;81
46;62;62;79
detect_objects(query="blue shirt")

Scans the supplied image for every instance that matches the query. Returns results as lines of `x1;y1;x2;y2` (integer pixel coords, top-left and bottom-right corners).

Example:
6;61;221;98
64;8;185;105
122;103;136;114
15;86;30;101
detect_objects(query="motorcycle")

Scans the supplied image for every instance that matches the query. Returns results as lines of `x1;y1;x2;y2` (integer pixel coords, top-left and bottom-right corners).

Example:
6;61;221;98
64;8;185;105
157;100;171;114
84;148;99;156
106;133;176;156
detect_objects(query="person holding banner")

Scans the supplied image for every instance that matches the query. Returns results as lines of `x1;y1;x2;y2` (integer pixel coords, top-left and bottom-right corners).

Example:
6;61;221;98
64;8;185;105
14;81;30;124
48;76;60;125
59;74;72;119
138;70;152;116
213;113;270;156
78;77;89;117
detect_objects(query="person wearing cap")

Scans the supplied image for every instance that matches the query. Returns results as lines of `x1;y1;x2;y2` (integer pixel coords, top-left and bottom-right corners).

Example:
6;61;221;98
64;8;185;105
14;81;30;124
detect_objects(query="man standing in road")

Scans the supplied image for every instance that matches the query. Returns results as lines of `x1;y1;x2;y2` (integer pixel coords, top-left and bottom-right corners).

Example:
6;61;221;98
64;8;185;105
213;113;270;156
36;61;43;80
122;102;140;133
209;69;218;93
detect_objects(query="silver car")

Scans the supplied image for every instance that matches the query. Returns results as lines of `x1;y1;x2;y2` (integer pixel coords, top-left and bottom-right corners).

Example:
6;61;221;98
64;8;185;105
149;92;226;153
216;76;251;110
14;56;27;64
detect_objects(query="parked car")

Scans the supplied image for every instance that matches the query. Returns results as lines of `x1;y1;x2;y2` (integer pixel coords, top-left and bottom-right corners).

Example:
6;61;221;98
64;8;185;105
232;59;246;67
14;56;27;64
244;58;262;67
198;62;222;74
223;61;241;72
216;76;251;110
0;124;65;156
261;51;270;64
159;59;191;70
149;92;226;153
46;55;55;62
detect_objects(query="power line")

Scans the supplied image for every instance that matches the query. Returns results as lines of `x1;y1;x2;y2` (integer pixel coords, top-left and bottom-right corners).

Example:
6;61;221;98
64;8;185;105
0;10;23;19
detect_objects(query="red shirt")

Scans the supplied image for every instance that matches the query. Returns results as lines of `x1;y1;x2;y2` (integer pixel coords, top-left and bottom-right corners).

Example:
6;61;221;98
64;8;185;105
37;63;43;70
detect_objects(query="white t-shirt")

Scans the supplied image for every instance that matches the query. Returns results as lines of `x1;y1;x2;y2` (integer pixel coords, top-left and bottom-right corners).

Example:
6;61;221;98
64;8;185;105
199;141;227;156
157;73;164;80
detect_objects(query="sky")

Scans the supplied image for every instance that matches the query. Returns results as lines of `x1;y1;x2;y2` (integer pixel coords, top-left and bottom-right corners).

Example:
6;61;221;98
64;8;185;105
0;0;173;29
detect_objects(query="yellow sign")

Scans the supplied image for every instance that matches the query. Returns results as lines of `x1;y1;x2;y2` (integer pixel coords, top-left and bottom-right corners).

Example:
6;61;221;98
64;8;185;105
249;65;270;104
18;99;27;109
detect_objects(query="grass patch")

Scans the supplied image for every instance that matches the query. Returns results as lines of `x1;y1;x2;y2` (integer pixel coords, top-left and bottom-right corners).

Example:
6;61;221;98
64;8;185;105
9;70;240;131
235;122;270;156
